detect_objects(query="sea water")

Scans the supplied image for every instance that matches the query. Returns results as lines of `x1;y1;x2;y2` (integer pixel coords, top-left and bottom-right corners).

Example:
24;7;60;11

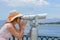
24;24;60;36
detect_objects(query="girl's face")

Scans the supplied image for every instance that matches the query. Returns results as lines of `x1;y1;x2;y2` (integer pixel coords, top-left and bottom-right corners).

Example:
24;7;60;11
13;17;21;24
16;17;21;24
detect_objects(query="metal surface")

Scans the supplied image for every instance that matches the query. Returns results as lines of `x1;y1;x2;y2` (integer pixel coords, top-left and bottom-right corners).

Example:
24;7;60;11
20;13;47;20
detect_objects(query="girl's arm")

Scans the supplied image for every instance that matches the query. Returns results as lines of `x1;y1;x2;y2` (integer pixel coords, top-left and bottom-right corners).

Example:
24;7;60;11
18;19;27;40
7;25;20;39
18;26;24;40
7;23;26;40
13;26;20;32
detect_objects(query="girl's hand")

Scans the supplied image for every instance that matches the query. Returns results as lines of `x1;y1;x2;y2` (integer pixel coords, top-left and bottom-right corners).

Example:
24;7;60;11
17;17;27;31
23;19;27;26
20;19;27;29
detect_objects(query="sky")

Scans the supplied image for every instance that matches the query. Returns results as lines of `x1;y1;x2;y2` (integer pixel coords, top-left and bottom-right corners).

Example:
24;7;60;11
0;0;60;20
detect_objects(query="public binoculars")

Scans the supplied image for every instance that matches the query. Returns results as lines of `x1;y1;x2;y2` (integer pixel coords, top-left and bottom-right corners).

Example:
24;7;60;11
19;13;47;40
19;13;47;20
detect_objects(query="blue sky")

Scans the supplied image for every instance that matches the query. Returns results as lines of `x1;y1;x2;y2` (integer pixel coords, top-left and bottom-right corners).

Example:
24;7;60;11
0;0;60;20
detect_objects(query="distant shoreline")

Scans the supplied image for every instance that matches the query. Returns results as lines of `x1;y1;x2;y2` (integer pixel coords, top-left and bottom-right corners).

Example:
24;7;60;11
39;23;60;25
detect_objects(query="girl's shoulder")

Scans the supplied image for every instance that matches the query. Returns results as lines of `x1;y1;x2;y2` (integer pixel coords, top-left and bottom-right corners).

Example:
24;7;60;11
3;22;13;26
1;22;13;29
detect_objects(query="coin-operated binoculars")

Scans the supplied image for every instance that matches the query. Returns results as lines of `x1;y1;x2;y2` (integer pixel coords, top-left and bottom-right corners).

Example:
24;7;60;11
19;13;47;40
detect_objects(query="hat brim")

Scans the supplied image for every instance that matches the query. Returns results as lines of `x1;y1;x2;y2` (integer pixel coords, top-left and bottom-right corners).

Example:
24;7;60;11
11;14;20;21
7;14;20;22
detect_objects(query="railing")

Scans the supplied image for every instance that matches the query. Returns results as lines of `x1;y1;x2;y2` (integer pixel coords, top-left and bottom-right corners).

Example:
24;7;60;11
9;35;60;40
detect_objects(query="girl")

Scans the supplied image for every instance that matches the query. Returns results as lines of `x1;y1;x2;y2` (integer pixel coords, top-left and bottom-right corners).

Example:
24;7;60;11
0;10;27;40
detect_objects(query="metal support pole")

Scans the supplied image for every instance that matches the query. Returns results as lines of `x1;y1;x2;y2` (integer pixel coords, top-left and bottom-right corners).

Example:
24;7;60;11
30;16;39;40
30;27;38;40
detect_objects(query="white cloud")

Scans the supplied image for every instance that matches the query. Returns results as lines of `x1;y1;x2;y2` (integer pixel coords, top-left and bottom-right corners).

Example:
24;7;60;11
1;0;50;7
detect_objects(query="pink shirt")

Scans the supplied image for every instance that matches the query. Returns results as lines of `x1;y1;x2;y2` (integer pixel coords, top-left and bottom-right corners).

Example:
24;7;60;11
0;23;12;40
